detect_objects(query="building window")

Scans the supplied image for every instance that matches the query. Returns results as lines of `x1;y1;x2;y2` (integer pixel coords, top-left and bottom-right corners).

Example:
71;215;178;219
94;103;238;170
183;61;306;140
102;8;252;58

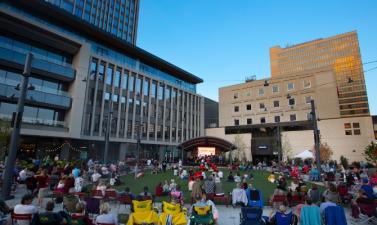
305;96;312;104
274;116;280;123
344;122;361;135
234;106;239;112
258;88;265;96
272;84;279;93
260;117;266;124
106;66;113;85
288;98;295;106
273;100;280;108
287;82;294;91
307;112;313;121
246;104;251;111
114;69;121;88
290;114;296;121
247;118;252;125
303;80;311;89
234;119;239;126
234;92;238;99
259;103;265;109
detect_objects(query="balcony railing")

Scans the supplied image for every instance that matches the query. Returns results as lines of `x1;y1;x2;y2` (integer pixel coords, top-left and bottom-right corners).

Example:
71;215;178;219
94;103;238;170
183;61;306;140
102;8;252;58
0;114;67;128
0;46;75;82
0;83;71;109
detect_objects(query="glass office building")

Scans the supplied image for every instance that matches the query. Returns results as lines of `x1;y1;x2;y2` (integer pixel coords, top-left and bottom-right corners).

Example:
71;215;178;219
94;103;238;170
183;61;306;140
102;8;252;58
45;0;139;44
270;31;369;117
0;0;203;161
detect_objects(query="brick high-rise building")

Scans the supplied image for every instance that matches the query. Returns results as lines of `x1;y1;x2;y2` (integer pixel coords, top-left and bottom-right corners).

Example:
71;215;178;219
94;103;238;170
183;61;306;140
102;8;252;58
270;31;369;117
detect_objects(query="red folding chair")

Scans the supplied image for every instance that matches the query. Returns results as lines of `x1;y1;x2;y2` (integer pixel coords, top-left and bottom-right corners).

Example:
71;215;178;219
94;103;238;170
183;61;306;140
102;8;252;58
105;189;118;201
117;195;133;212
11;212;32;225
91;189;104;199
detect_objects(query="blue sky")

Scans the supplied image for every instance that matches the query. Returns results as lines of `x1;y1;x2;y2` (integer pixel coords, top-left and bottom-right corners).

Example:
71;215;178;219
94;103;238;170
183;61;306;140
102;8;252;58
137;0;377;115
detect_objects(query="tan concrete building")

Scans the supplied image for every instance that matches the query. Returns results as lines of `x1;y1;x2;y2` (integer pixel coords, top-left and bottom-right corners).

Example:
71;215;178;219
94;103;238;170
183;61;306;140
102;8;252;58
207;32;374;163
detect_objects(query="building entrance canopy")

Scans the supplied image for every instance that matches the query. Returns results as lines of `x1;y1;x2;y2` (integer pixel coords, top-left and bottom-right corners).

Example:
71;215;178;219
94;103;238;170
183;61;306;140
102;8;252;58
177;136;236;153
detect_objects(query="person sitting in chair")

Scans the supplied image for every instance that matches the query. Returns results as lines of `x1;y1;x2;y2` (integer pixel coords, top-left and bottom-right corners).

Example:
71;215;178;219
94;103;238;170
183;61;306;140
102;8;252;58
231;183;248;207
31;201;66;225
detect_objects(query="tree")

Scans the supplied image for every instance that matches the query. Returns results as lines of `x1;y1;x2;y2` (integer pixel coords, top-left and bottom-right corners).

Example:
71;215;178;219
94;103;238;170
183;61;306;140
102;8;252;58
0;120;12;160
363;142;377;166
281;135;293;162
232;134;247;163
313;142;333;162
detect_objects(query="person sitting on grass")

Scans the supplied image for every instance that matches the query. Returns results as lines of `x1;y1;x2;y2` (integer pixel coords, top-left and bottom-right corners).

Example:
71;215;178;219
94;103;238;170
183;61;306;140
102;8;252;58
204;176;216;196
191;176;203;201
32;201;66;225
227;171;234;182
155;182;164;197
119;187;136;199
163;180;170;194
139;186;153;200
188;177;195;192
171;185;184;205
95;203;118;225
234;173;241;183
169;179;177;192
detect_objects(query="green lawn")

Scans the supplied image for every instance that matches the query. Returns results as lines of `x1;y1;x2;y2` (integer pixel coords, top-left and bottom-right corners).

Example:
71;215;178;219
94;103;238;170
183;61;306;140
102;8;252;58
115;169;322;205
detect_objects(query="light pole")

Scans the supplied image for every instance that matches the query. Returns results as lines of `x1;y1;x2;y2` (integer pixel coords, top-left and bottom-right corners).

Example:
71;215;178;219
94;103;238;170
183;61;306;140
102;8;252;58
134;129;141;178
276;123;281;168
2;53;33;200
311;99;321;175
103;94;113;164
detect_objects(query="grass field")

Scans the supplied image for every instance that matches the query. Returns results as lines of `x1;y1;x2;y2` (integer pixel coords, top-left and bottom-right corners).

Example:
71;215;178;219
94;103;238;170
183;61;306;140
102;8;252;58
115;168;322;204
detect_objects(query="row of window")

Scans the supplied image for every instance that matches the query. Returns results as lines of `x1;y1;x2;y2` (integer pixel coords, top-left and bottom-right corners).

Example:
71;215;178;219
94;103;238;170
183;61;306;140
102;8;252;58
233;113;310;126
233;96;311;112
48;0;137;43
234;80;311;99
0;35;72;66
344;122;361;136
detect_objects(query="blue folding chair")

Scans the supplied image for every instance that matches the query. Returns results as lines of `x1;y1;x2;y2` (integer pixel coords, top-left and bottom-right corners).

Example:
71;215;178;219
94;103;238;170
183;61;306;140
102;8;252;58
324;206;347;225
239;207;266;225
247;189;263;208
275;211;296;225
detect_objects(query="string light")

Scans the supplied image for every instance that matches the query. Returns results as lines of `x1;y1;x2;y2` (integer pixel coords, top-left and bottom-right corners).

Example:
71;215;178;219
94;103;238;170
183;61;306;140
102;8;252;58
21;141;86;153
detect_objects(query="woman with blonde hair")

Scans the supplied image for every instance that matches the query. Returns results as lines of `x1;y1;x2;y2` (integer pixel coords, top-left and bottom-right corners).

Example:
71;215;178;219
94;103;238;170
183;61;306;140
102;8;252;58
95;202;118;224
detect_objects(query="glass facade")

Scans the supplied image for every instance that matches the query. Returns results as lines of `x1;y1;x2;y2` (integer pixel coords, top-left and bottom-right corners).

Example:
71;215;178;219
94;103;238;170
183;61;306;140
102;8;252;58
83;57;202;143
270;32;369;117
45;0;139;44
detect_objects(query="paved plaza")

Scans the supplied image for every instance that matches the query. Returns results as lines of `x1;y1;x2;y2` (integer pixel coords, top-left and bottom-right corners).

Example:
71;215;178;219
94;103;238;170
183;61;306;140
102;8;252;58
5;184;358;225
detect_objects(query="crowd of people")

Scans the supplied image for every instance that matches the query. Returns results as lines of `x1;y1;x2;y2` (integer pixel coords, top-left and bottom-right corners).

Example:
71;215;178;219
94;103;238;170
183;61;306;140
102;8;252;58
0;156;376;225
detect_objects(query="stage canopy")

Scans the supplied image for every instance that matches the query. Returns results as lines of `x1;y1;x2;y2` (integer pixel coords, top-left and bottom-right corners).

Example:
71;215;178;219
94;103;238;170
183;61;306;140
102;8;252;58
177;136;236;153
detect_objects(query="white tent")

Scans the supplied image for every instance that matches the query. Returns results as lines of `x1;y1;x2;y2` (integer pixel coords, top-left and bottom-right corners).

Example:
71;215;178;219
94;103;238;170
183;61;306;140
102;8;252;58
293;150;314;159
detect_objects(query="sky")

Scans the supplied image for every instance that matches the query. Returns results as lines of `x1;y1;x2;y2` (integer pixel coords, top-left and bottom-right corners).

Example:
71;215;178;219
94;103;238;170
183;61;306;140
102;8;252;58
137;0;377;115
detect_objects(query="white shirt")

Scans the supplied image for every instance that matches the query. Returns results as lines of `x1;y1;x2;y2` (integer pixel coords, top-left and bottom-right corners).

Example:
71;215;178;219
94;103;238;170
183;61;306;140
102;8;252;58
218;171;223;179
95;213;118;224
101;167;109;175
74;177;84;192
14;204;38;225
92;173;102;182
232;188;248;205
147;160;151;166
19;170;28;181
